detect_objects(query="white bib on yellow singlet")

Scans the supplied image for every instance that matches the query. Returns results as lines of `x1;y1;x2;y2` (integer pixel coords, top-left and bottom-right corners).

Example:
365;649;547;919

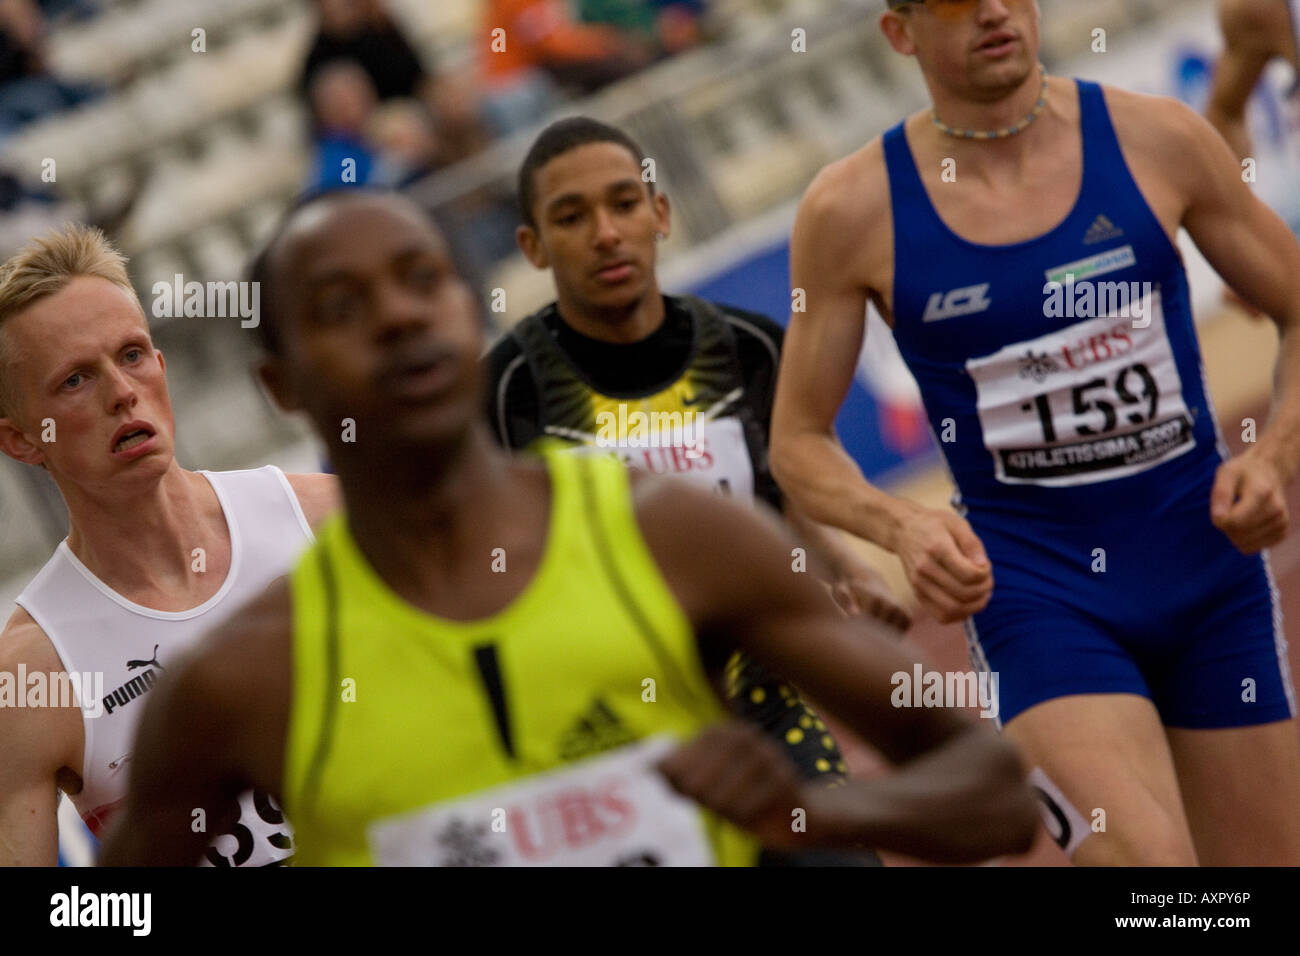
368;737;716;867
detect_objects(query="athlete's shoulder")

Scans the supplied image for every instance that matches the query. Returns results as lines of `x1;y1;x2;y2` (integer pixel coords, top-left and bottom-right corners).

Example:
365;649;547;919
0;604;64;678
625;467;833;644
283;472;341;530
793;129;905;278
1100;83;1216;146
626;468;789;578
799;135;891;227
1101;83;1233;180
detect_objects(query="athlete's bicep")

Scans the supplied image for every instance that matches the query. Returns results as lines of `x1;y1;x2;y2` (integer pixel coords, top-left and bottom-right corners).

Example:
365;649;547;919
0;614;73;865
775;194;870;438
1179;106;1300;321
0;704;61;865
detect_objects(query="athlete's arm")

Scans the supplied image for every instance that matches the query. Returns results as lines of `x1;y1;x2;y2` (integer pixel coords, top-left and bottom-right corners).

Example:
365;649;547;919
285;472;342;530
782;504;911;631
770;149;993;623
755;304;910;629
0;608;79;866
638;477;1038;863
98;585;291;866
1155;95;1300;551
1205;0;1286;158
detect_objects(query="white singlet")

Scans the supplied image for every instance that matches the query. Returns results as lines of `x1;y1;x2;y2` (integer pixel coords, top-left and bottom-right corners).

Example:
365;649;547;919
16;466;314;866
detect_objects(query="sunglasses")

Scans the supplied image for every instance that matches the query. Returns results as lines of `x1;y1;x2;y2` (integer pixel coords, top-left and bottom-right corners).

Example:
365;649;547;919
891;0;1025;19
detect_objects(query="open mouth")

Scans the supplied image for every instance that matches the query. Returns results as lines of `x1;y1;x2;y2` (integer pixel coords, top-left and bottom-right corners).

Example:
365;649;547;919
111;422;156;454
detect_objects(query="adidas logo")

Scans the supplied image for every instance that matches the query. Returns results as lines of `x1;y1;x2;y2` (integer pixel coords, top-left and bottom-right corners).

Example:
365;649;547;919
1083;214;1124;245
558;698;637;762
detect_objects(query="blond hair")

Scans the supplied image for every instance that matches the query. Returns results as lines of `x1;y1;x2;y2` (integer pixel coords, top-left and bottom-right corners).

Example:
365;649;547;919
0;224;140;417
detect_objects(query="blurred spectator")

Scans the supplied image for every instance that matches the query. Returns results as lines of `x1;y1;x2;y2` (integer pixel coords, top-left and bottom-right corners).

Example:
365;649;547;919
428;69;491;166
368;99;440;186
300;0;429;112
649;0;705;55
577;0;656;36
480;0;651;136
307;61;469;191
578;1;705;57
301;0;492;167
0;0;102;139
307;60;380;191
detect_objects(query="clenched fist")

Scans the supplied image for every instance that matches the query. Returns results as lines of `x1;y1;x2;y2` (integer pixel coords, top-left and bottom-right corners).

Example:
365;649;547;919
1211;451;1289;554
892;502;994;624
657;722;809;850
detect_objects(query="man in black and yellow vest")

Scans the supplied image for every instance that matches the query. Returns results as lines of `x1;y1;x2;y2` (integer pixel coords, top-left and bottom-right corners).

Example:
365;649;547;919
486;117;910;801
101;189;1037;867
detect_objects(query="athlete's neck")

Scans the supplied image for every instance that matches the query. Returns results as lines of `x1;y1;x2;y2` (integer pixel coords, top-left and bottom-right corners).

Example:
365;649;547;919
338;427;537;601
553;284;667;344
62;463;228;602
924;68;1055;164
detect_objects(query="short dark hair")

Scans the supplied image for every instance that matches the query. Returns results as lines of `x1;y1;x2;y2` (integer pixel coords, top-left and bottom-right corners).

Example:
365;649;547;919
516;117;653;230
247;186;397;356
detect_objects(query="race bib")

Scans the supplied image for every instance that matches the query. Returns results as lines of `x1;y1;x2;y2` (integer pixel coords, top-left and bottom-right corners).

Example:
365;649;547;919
368;737;715;867
202;789;294;867
553;415;756;502
966;287;1195;487
616;416;754;501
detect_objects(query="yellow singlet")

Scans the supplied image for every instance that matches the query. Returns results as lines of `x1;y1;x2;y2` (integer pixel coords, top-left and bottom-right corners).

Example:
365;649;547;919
281;447;760;866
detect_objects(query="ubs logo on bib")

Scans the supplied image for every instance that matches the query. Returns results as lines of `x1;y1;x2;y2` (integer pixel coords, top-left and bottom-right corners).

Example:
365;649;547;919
369;738;717;866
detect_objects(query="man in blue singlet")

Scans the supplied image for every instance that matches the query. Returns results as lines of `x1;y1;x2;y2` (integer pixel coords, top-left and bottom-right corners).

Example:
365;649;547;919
770;0;1300;865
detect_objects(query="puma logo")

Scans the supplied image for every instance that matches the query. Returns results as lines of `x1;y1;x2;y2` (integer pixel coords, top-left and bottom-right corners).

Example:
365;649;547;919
127;645;164;671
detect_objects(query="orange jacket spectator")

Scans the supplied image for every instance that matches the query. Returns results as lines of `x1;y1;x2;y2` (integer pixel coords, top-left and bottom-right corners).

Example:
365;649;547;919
482;0;636;86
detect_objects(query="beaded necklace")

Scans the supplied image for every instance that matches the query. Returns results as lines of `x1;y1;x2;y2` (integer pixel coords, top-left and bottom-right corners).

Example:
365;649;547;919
932;65;1049;140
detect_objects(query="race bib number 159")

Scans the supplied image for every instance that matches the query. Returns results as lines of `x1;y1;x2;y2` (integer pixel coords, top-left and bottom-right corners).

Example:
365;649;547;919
966;287;1195;487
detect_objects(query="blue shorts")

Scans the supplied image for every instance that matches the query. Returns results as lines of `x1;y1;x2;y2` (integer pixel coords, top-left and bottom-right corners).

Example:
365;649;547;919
965;496;1296;730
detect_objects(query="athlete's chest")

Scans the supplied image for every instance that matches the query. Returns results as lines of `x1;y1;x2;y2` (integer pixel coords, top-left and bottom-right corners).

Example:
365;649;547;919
917;142;1084;247
534;336;761;501
879;123;1184;333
